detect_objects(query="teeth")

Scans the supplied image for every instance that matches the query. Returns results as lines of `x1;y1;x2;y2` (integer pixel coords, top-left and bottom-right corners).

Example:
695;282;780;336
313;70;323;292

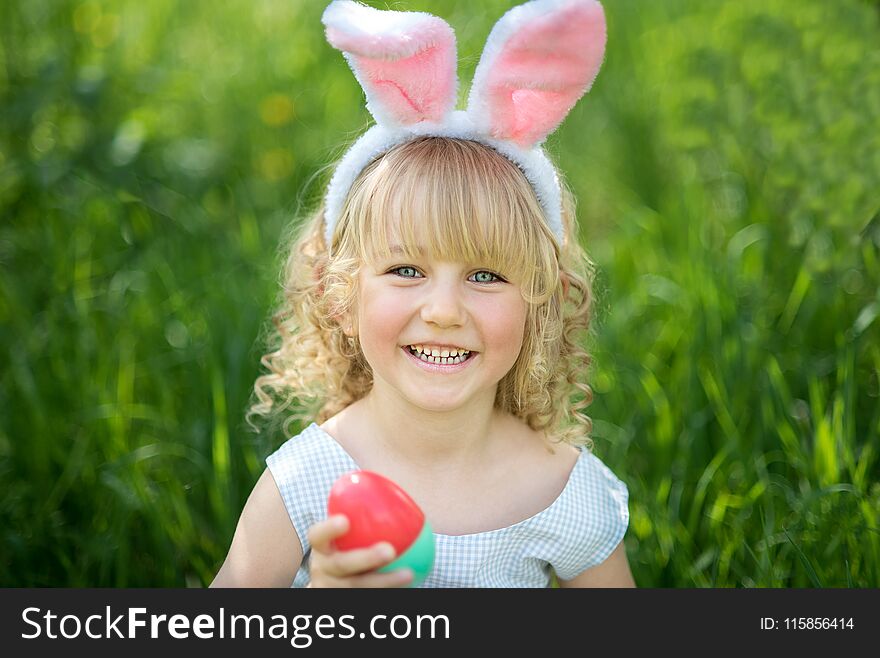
409;344;470;358
407;344;471;364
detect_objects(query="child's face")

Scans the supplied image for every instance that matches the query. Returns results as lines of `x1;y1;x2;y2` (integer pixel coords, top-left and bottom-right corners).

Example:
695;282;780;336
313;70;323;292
352;245;528;414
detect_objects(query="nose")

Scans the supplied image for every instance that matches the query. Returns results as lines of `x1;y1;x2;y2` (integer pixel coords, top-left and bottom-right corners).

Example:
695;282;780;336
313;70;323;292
419;277;467;328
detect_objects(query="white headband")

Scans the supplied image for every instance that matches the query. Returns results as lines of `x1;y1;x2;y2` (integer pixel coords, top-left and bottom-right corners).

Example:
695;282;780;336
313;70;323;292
321;0;607;247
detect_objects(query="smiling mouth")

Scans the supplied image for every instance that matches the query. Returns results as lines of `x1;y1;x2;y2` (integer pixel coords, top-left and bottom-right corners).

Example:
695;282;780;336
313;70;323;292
403;345;476;365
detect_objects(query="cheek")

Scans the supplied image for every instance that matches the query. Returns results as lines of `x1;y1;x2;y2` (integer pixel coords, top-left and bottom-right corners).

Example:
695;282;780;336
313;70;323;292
482;297;528;351
358;288;408;349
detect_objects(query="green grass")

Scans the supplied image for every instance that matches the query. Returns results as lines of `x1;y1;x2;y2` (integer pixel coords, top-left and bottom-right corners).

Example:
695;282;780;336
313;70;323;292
1;0;878;587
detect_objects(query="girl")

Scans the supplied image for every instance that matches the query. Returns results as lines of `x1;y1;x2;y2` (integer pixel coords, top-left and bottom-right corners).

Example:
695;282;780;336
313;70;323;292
211;0;634;588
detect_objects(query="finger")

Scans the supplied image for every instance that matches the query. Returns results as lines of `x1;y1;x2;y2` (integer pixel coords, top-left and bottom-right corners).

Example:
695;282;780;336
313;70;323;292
326;542;397;577
307;515;349;555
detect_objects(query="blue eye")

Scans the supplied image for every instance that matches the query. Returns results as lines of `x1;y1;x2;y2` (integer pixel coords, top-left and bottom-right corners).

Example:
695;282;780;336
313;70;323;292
390;266;422;278
388;266;504;283
471;270;503;283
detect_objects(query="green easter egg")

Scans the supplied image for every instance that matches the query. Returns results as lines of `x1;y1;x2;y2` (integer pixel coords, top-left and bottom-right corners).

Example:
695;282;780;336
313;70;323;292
379;521;435;587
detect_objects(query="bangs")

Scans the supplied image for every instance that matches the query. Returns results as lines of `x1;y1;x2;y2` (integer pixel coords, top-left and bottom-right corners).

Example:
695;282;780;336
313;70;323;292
340;138;559;297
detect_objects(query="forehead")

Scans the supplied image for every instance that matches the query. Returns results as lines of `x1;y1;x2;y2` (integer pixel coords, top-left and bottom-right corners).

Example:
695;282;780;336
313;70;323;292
351;147;549;277
363;204;453;259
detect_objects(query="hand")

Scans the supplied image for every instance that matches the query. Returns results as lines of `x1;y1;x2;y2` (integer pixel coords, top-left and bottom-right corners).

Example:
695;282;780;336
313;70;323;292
306;514;415;588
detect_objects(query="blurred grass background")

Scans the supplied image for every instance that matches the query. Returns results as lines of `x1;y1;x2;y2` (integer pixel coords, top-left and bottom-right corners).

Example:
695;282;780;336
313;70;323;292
1;0;878;587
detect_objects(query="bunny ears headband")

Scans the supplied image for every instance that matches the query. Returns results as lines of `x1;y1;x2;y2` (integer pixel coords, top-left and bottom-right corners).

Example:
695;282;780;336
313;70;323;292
321;0;607;247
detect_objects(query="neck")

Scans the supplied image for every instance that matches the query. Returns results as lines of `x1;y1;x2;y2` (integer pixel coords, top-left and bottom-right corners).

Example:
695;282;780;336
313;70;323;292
356;383;502;470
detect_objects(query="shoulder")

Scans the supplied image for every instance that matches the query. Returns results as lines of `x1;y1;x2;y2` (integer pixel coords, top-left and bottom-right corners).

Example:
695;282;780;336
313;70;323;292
213;422;360;588
576;449;629;502
267;422;332;472
266;421;356;495
210;468;303;587
543;446;630;580
567;448;630;528
266;422;358;555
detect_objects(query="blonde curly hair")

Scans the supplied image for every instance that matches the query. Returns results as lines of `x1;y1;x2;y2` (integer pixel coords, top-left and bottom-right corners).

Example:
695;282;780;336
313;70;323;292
249;137;597;449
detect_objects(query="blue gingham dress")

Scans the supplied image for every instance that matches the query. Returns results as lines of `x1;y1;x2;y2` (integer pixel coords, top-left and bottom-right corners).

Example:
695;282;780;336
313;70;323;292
266;422;629;587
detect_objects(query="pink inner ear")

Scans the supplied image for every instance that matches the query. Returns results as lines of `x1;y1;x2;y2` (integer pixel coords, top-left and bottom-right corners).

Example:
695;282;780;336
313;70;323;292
508;88;569;141
326;16;457;127
354;44;455;125
485;3;606;147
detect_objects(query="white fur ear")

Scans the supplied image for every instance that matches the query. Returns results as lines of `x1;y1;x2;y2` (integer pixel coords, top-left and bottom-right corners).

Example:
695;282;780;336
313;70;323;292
467;0;606;148
322;0;458;127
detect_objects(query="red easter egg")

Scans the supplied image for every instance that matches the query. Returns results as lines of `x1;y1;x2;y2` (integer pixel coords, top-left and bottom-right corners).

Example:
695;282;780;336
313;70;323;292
327;470;425;555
